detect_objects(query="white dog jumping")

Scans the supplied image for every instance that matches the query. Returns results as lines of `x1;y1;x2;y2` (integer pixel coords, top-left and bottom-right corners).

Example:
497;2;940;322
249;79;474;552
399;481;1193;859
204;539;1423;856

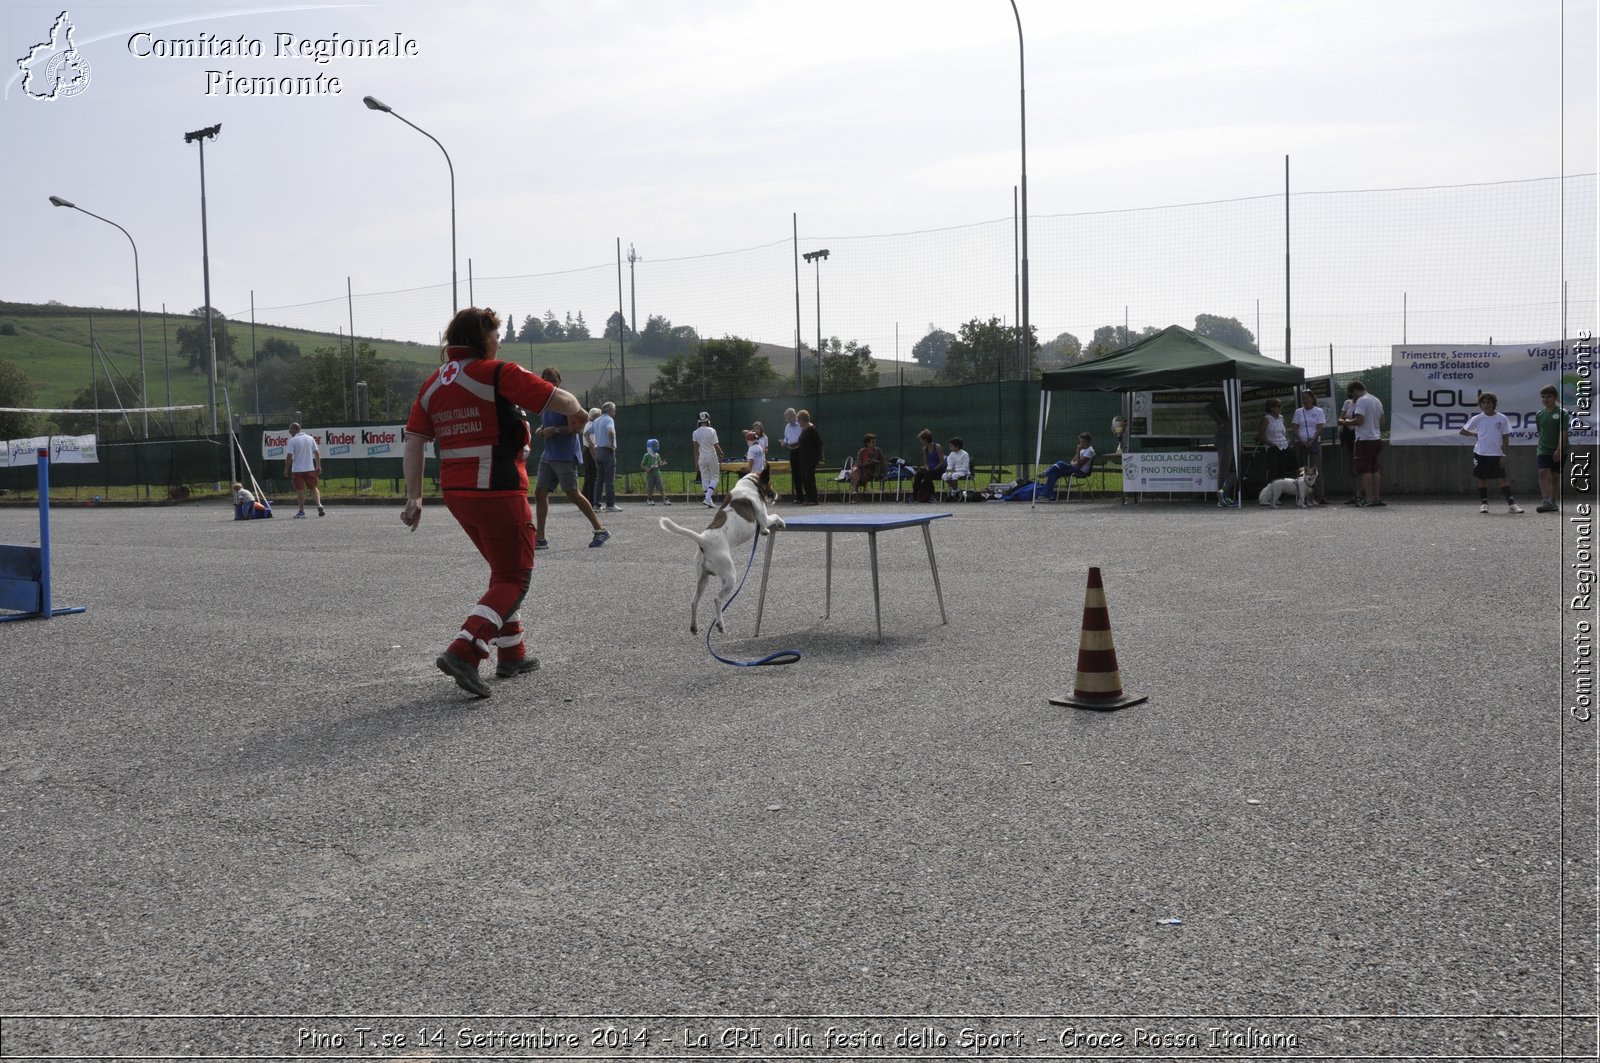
1258;466;1320;508
659;467;785;634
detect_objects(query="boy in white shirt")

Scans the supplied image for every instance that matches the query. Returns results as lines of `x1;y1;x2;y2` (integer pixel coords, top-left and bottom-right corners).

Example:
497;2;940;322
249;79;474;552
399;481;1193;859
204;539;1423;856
942;436;972;494
1459;391;1523;514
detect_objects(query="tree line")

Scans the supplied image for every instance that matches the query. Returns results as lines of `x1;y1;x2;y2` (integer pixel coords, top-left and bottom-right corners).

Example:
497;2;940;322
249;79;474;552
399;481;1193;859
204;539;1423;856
913;312;1260;380
0;307;1265;438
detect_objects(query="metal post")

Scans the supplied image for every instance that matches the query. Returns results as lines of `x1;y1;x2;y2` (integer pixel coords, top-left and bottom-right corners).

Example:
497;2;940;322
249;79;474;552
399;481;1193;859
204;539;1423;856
616;238;627;404
1009;0;1030;394
802;248;830;393
1284;154;1292;364
250;290;258;419
627;242;640;402
347;276;357;416
1013;186;1020;379
38;450;52;619
200;137;216;432
793;213;802;391
184;124;222;435
87;315;99;439
338;328;348;419
161;304;173;434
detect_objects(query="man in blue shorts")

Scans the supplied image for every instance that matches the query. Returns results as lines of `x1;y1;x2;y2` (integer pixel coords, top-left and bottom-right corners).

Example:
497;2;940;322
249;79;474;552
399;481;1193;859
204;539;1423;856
532;367;609;549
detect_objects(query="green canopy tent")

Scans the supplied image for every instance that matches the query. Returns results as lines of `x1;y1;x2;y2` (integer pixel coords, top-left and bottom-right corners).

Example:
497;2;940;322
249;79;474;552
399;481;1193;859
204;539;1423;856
1035;325;1305;504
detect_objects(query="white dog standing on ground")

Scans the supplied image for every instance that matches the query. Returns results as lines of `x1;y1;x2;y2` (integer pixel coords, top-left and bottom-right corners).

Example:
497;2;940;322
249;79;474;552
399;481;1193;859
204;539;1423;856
659;468;785;634
1258;467;1320;508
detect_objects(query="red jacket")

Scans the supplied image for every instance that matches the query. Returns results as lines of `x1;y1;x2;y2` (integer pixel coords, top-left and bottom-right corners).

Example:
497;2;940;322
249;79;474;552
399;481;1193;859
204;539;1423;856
405;347;554;494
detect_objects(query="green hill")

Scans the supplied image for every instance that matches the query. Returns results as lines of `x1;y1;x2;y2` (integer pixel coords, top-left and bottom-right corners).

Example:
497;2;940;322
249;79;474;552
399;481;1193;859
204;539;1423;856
0;300;670;412
0;301;934;421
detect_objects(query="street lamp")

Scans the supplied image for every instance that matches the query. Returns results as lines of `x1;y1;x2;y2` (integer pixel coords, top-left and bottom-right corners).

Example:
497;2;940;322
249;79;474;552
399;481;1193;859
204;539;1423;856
183;122;221;435
363;95;457;313
802;249;830;387
50;196;146;437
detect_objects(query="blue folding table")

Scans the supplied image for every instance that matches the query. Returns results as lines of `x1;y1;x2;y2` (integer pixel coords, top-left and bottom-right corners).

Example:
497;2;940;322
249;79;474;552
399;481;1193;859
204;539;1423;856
752;512;952;641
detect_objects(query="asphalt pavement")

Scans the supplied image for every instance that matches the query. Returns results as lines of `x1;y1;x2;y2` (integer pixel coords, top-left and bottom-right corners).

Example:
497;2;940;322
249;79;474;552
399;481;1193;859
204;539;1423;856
0;493;1589;1058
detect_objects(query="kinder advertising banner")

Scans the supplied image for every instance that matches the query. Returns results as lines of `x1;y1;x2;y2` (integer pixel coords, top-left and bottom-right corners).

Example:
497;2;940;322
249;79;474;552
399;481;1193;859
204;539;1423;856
1;435;97;467
262;426;433;460
1391;339;1596;446
1122;451;1218;493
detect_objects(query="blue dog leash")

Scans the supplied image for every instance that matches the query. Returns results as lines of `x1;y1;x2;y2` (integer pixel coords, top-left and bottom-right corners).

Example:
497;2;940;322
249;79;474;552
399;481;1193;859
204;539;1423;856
705;531;802;667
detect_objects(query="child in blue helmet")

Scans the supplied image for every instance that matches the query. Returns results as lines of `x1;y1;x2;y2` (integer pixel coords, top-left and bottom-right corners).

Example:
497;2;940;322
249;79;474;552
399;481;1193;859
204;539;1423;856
641;437;670;506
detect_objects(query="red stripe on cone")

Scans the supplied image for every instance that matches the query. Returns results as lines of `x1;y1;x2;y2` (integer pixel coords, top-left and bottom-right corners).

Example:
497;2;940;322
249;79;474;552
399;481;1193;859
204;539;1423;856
1051;567;1148;711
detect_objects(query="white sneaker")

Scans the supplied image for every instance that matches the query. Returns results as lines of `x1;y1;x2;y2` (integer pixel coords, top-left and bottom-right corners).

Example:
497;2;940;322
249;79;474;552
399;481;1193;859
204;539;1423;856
647;500;656;506
1479;501;1489;514
1508;503;1524;514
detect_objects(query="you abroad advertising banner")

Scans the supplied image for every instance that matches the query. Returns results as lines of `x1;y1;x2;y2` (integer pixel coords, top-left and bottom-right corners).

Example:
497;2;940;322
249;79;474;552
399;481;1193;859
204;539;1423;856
261;426;433;461
1391;339;1596;446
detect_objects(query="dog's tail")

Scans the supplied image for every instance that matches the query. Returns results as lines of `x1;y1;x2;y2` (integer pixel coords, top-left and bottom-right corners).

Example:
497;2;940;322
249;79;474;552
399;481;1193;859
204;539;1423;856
658;516;705;545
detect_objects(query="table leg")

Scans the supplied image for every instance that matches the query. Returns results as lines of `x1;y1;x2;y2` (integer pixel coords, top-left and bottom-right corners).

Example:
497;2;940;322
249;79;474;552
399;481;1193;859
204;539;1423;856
754;527;778;637
868;530;882;641
823;531;833;619
922;522;948;625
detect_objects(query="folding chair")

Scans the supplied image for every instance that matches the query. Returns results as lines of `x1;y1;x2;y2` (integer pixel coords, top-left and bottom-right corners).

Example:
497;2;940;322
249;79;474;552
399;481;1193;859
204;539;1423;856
830;457;855;501
1057;456;1099;502
939;472;970;502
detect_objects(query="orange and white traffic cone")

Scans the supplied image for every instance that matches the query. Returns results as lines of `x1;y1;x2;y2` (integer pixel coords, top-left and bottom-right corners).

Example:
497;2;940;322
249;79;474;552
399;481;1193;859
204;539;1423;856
1050;566;1147;711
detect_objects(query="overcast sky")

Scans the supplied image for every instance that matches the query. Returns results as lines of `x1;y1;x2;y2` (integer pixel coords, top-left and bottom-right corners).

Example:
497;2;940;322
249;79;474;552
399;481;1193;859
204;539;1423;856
3;0;1595;360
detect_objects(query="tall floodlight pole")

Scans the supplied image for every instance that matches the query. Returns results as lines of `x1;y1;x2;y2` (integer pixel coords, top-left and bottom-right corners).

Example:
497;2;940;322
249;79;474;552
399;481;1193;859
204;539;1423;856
50;196;146;437
183;123;221;435
363;95;457;313
1009;0;1031;381
803;248;830;369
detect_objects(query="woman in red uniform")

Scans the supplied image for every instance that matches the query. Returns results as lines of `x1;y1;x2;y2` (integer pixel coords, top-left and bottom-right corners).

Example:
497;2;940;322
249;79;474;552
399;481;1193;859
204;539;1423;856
402;307;589;698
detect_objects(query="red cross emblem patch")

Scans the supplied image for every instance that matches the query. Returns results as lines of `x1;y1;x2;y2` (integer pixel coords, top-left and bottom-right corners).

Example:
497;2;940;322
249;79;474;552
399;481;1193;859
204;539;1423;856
439;360;461;386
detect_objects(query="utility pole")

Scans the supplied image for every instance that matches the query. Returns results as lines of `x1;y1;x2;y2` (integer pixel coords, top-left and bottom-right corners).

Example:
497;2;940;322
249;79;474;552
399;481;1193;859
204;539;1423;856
183;123;222;434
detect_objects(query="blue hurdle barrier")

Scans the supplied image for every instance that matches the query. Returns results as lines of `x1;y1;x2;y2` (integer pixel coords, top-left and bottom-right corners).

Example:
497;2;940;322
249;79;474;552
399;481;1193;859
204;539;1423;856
0;449;87;622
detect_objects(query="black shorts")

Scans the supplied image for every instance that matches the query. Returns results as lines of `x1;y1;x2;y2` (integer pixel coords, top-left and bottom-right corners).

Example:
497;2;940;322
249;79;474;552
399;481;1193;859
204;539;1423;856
1472;454;1506;481
1537;453;1564;471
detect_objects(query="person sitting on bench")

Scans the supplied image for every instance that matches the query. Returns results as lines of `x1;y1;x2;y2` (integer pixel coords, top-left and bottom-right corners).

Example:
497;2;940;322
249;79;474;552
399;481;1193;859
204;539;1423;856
850;433;886;496
911;428;945;502
1040;433;1095;498
942;437;972;496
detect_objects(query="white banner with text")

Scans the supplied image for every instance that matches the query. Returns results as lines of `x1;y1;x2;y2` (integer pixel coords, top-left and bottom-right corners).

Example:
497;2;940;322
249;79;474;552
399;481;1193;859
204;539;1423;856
262;426;433;461
1;435;99;467
1121;451;1218;493
1390;339;1595;446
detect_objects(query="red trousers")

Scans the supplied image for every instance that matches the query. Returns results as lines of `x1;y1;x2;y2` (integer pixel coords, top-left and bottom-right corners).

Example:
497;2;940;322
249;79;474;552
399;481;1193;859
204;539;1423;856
443;492;535;666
